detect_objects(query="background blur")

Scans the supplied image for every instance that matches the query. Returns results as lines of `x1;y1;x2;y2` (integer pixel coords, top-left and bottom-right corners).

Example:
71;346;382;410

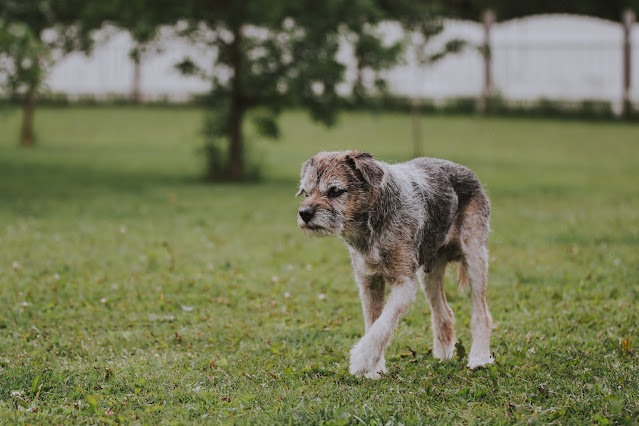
48;16;639;106
3;1;638;180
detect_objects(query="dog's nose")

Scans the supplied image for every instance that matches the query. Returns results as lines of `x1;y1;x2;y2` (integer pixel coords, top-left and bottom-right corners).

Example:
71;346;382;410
299;206;315;223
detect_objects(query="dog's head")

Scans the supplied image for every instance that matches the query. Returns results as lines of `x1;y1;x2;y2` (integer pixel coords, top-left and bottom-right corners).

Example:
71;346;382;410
296;150;384;237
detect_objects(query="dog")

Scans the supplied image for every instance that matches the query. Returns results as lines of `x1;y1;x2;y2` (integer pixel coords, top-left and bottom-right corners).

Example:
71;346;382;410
296;150;494;379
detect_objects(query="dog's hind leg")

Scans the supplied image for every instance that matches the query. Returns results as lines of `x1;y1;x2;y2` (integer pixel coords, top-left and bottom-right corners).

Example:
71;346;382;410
460;197;494;369
418;259;456;360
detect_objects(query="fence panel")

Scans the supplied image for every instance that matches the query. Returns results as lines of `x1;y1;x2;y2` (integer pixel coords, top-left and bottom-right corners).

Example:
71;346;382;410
45;15;639;106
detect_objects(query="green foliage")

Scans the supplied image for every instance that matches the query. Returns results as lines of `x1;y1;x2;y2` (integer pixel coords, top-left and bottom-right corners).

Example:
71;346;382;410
0;21;50;97
0;107;638;423
344;93;630;121
0;0;98;95
426;38;468;63
251;109;281;140
12;92;636;122
482;95;618;120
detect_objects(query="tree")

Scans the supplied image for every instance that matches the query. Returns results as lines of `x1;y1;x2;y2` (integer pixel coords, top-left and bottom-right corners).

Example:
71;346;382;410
0;21;49;146
0;0;95;146
176;0;448;181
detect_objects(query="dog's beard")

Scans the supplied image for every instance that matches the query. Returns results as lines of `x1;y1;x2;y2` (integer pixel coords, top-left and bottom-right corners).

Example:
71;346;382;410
298;208;344;237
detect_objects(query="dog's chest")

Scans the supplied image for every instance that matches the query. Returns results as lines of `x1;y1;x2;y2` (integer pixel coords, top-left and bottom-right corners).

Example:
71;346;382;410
363;247;384;271
349;244;387;275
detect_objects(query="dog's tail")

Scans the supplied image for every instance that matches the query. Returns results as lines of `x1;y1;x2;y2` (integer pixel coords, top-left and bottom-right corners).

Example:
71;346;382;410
457;262;469;292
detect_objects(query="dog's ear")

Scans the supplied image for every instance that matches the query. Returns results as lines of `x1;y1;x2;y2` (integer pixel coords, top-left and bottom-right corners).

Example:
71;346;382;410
345;151;383;187
300;157;314;179
296;157;314;196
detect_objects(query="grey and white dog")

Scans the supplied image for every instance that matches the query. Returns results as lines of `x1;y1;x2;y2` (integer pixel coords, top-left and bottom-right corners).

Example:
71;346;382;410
296;151;494;379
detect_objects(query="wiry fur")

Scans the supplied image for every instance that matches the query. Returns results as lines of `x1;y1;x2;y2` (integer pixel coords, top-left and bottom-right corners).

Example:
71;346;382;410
296;151;494;379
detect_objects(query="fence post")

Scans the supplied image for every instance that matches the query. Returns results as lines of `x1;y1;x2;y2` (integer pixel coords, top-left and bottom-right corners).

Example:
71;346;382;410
478;9;496;113
622;9;635;118
411;99;423;158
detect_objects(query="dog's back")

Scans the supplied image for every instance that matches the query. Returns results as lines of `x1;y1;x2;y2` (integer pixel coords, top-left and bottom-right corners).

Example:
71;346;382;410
402;157;489;214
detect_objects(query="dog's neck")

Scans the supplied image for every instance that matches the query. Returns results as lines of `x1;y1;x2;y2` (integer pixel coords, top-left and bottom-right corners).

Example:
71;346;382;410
341;212;373;253
341;193;388;254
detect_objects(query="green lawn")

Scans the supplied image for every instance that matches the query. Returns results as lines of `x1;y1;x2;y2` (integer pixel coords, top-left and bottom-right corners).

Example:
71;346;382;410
0;107;638;424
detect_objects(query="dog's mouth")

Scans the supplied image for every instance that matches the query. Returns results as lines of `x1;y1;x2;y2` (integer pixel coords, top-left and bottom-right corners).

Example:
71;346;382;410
299;223;327;232
299;221;336;237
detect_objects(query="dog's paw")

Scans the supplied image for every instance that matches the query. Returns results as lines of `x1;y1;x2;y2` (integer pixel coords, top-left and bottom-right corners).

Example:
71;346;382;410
364;370;383;380
375;355;387;374
466;354;494;370
349;338;382;378
432;340;456;361
360;356;387;380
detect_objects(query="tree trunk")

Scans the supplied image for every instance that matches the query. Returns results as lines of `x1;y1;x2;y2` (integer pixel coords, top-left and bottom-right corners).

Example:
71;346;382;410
129;44;144;104
478;9;495;114
132;57;142;103
228;95;245;180
227;26;245;180
621;9;635;119
20;92;37;147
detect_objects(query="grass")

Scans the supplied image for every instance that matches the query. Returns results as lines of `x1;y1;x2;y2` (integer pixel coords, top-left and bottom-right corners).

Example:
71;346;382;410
0;106;638;424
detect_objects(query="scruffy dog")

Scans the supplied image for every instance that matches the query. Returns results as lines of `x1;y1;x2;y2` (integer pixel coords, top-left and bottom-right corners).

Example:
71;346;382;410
296;151;494;379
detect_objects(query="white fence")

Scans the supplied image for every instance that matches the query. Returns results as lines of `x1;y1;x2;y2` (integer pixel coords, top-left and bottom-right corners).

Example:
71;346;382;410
46;15;639;107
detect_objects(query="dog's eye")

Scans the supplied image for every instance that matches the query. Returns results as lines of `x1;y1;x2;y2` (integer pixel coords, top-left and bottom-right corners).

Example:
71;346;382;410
327;187;346;198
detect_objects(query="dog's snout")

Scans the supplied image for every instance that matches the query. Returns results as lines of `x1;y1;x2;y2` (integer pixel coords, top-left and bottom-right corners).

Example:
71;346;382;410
299;206;315;223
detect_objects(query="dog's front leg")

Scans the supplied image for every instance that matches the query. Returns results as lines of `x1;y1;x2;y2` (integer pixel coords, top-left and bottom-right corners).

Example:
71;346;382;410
354;272;386;377
350;277;417;379
355;273;386;333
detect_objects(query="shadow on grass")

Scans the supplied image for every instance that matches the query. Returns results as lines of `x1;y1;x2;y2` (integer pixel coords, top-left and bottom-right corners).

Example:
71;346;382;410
0;155;300;214
0;158;198;196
